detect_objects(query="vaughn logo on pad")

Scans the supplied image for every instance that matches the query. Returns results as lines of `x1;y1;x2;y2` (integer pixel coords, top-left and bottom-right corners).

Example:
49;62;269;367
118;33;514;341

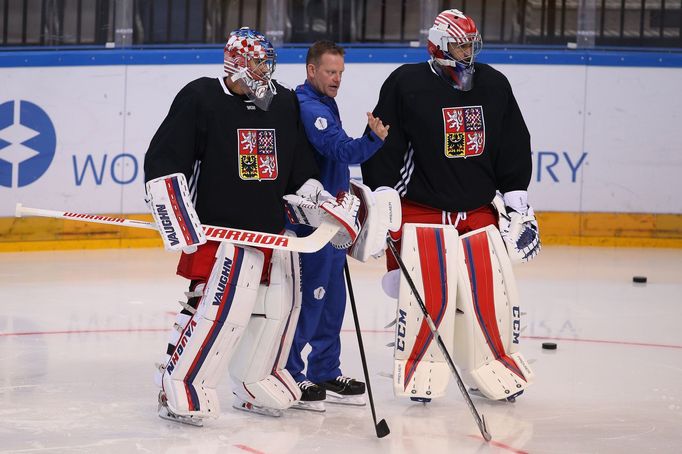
154;203;181;246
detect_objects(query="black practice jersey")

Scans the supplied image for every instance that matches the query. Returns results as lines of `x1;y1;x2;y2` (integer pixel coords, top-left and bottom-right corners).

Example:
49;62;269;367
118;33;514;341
144;77;318;234
362;62;531;212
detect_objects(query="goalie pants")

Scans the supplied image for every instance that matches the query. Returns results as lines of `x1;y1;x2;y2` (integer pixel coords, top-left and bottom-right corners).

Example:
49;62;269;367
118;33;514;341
386;198;497;271
176;239;274;283
286;239;347;383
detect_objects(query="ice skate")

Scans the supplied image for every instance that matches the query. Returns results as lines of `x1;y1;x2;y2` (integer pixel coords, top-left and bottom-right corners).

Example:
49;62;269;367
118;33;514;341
157;391;203;427
291;380;326;412
319;376;366;406
232;394;283;417
469;387;523;402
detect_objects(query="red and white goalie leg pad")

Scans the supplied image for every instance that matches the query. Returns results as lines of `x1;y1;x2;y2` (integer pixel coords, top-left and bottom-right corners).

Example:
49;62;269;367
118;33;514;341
454;225;535;401
146;173;206;252
161;242;264;421
393;223;459;401
229;237;303;417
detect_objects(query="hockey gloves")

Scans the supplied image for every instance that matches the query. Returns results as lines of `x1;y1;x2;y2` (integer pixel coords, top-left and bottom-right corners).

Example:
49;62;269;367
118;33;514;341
493;190;541;263
284;179;361;250
321;191;361;249
347;180;402;262
145;173;206;254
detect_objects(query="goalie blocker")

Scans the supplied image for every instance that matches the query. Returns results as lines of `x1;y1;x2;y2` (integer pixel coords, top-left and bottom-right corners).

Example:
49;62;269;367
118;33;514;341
393;223;534;402
348;180;401;262
146;173;206;252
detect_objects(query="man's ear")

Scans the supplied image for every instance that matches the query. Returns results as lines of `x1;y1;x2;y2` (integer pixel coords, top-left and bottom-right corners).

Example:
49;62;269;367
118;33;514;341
306;63;316;79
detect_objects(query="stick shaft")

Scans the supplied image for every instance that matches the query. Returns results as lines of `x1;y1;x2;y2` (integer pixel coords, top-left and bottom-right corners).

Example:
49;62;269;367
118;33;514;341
343;261;390;438
386;239;491;442
15;203;337;253
17;204;158;230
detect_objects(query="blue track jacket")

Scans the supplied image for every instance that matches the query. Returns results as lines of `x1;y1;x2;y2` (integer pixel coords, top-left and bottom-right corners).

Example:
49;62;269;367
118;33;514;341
285;80;384;383
296;80;383;194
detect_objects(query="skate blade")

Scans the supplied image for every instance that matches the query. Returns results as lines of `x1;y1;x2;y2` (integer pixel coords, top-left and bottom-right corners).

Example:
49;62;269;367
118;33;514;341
290;400;326;413
158;407;204;427
469;387;521;402
232;399;283;417
325;393;366;406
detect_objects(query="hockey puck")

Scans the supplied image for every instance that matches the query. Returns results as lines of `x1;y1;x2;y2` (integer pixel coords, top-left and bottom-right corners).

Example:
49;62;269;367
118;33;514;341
633;276;647;283
542;342;557;350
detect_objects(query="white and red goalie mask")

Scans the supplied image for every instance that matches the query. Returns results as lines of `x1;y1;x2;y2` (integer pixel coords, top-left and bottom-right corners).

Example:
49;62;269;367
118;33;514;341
427;9;482;91
224;27;277;110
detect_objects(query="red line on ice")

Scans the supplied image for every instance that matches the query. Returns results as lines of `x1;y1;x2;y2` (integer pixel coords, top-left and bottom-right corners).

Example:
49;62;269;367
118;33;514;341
0;328;167;337
1;328;681;350
233;445;265;454
468;435;529;453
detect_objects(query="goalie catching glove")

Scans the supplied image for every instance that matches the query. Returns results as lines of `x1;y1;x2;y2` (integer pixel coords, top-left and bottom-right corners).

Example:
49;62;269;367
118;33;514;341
492;190;541;264
145;173;206;253
284;179;360;250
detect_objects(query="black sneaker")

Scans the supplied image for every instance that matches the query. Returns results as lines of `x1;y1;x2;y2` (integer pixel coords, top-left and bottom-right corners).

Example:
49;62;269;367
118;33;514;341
319;376;366;406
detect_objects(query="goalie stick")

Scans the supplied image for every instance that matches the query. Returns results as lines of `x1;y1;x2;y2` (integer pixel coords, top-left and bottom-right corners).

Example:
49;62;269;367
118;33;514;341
15;203;339;253
343;261;390;439
386;239;492;442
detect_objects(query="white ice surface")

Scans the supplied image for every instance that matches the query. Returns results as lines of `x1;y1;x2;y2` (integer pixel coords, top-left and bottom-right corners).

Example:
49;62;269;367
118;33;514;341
1;246;681;453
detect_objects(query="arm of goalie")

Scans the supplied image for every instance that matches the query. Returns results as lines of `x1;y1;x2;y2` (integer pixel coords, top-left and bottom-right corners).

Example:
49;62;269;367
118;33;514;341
283;179;361;250
145;173;206;253
492;190;541;264
347;180;402;262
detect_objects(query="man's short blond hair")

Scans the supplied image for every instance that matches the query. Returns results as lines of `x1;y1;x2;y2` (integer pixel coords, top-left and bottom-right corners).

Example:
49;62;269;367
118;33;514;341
306;40;345;66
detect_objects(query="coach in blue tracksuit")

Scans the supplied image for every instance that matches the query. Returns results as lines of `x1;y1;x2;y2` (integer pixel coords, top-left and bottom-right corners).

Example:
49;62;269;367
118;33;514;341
286;40;390;410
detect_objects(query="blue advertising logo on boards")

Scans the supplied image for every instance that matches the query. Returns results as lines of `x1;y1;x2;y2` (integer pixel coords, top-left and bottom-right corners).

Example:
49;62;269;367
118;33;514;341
0;100;56;188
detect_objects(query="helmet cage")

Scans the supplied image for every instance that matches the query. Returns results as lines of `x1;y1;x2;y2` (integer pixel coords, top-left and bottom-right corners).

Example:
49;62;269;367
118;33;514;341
224;27;277;109
428;24;482;67
427;9;482;91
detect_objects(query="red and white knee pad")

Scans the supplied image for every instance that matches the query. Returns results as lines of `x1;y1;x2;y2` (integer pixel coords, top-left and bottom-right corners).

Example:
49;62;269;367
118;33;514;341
161;236;303;419
392;224;534;401
393;224;459;400
229;241;302;410
162;242;263;418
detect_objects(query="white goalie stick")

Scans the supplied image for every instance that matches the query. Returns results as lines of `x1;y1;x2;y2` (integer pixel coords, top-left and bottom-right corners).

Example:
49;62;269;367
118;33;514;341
15;203;339;253
386;238;492;442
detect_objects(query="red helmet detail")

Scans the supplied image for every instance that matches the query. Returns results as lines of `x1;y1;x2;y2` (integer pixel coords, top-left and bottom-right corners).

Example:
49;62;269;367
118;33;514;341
427;9;482;66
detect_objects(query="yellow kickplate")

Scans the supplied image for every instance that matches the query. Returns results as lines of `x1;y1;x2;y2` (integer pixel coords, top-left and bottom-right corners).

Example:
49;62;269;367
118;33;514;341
1;212;681;252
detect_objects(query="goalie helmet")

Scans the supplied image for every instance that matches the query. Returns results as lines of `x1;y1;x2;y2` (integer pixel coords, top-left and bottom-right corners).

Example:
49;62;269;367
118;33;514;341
224;27;277;110
427;9;482;91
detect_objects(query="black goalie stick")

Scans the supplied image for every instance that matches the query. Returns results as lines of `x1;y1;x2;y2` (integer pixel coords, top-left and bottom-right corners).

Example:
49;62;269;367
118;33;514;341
343;261;390;439
386;239;492;442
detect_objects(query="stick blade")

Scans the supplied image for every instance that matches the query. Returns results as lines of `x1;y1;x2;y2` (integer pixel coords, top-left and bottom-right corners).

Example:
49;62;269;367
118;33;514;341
15;203;23;218
375;419;390;438
480;414;492;442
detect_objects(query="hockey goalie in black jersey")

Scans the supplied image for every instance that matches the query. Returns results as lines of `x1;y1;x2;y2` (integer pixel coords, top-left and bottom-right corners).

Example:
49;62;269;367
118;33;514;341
362;9;540;403
143;27;367;426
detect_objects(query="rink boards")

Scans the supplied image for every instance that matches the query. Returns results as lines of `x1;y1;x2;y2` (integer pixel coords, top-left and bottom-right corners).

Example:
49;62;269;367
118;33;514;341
1;48;681;249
